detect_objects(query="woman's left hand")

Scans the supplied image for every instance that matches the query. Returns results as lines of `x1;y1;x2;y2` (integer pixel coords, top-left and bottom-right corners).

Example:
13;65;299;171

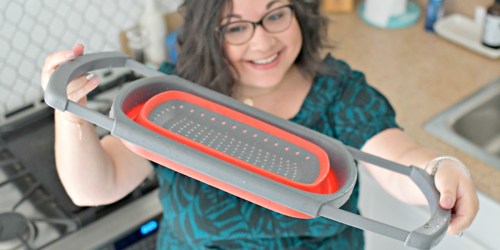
432;159;479;235
361;129;479;235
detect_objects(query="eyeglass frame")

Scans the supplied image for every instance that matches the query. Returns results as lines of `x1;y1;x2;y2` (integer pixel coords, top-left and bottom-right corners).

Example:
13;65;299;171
217;4;296;45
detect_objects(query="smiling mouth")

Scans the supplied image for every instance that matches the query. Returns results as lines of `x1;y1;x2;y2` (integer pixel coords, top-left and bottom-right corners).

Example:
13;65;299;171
251;53;278;65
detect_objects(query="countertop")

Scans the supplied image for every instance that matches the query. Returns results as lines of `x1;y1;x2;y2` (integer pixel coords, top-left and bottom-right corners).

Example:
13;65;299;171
324;8;499;202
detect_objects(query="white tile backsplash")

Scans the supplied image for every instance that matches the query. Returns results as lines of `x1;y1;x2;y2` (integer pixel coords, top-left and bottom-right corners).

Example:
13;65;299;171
0;0;183;123
5;2;22;23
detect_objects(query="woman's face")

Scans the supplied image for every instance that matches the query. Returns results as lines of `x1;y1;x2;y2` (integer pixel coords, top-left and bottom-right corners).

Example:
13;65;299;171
221;0;302;91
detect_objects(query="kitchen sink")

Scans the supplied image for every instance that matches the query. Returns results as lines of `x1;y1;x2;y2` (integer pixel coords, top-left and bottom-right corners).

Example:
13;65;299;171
424;77;500;170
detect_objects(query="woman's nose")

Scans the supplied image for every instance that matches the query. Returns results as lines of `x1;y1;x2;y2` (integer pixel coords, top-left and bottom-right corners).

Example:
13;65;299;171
248;25;275;51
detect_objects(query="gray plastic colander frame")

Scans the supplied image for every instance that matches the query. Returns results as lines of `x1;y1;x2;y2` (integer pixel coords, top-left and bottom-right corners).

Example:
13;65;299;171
45;52;450;249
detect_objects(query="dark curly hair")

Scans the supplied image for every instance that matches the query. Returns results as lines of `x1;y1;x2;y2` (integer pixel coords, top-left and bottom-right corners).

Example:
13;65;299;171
175;0;330;96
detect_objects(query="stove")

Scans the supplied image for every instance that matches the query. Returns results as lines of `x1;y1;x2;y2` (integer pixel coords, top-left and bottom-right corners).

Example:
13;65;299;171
0;69;162;250
0;152;68;250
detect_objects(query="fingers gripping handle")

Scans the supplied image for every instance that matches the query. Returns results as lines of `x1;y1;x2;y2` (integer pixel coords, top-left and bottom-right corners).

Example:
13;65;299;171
319;147;451;249
44;52;162;130
405;167;451;249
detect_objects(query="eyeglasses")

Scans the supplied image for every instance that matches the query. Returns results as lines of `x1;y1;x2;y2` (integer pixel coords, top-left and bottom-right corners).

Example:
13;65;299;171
219;5;295;45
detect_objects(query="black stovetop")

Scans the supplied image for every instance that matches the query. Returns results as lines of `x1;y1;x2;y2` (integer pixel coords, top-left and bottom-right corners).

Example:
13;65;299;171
0;72;158;248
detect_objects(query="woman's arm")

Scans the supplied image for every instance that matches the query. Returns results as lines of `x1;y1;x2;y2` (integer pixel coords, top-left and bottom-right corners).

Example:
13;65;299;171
42;44;153;206
54;114;153;206
361;128;479;234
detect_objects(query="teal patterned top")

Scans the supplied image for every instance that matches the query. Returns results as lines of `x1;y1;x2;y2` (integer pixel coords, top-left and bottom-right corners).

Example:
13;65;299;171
154;54;399;249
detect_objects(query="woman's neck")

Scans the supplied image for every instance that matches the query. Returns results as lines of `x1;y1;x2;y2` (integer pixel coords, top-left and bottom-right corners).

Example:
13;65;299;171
232;65;313;119
232;65;301;105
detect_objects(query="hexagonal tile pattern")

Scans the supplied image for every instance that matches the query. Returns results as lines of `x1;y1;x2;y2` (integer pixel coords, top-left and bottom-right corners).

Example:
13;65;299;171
0;0;146;122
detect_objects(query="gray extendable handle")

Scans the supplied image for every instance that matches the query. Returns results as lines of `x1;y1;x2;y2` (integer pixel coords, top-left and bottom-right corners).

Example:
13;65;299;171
319;147;451;249
44;52;162;130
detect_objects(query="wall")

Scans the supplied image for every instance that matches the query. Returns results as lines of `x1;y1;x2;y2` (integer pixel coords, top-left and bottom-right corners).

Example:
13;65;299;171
0;0;182;123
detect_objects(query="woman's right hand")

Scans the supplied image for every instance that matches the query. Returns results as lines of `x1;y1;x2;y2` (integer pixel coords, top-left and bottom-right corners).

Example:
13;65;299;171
41;43;100;105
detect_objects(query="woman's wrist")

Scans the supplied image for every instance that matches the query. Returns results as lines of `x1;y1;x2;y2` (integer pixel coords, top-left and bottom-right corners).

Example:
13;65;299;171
424;156;471;177
55;110;85;125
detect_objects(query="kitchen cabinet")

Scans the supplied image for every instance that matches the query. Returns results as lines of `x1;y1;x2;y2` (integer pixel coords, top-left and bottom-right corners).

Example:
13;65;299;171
358;166;500;250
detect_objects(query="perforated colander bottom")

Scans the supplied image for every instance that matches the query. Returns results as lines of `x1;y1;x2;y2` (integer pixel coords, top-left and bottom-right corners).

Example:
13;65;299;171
147;99;321;184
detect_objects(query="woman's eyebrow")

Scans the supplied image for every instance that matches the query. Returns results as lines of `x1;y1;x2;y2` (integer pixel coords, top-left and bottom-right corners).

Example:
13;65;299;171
223;13;241;20
222;0;286;20
266;0;284;9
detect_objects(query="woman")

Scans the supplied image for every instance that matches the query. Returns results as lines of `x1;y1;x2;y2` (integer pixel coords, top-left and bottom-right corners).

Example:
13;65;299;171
41;0;478;249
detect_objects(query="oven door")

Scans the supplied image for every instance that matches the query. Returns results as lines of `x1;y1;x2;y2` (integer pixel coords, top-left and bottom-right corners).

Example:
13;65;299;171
43;189;162;250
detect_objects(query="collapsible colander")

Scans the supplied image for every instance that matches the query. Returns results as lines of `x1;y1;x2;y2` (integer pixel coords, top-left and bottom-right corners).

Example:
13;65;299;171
45;52;450;249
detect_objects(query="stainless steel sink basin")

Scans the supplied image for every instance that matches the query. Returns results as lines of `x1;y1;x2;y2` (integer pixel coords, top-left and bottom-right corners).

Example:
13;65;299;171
424;77;500;170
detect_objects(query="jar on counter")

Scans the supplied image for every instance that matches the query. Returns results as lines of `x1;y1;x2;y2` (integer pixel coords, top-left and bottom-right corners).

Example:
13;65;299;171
482;0;500;49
